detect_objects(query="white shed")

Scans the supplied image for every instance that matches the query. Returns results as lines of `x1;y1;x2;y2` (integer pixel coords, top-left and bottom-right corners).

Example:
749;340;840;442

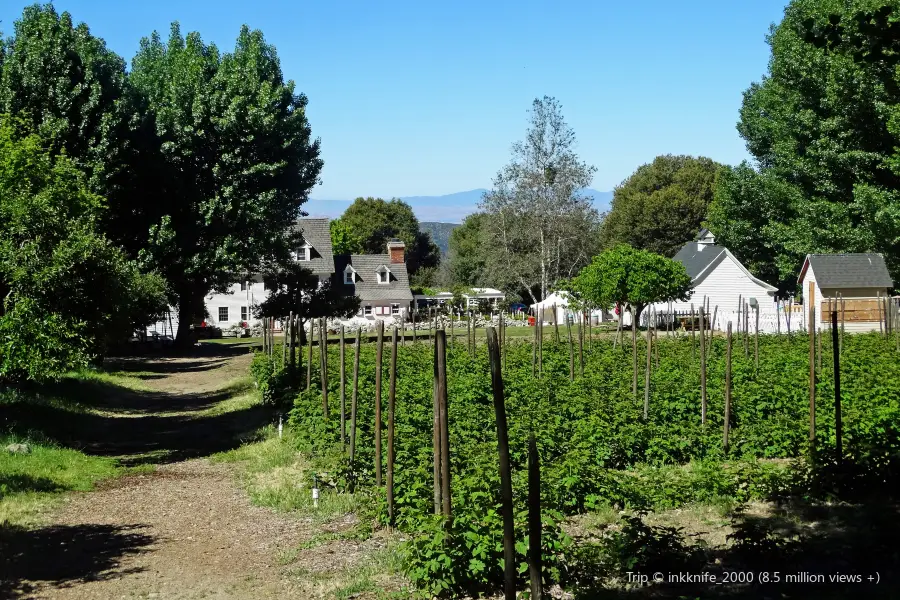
664;229;779;331
797;253;894;333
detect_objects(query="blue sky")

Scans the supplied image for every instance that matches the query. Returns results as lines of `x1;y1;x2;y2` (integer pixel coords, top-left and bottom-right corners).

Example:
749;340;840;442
2;1;787;199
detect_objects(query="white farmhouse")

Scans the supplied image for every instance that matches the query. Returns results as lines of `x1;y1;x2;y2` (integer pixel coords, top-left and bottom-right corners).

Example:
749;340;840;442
666;229;779;330
203;218;335;330
797;253;894;333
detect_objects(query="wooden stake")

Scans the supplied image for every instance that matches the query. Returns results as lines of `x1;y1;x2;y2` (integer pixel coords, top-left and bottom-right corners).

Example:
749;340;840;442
538;308;544;376
320;319;329;420
290;312;297;370
632;307;639;397
831;310;842;465
387;328;397;528
724;322;732;450
809;301;816;446
700;306;707;425
433;328;442;514
690;304;696;362
340;325;346;451
375;320;384;486
487;328;516;600
754;305;759;373
578;310;584;378
306;318;313;391
567;312;575;381
553;303;559;343
644;311;652;420
436;330;451;521
528;433;543;600
350;329;360;463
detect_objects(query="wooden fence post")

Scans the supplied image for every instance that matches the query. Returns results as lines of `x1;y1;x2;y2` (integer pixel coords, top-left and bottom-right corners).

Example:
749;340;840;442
690;304;696;362
320;318;329;420
350;329;361;463
375;320;384;486
262;317;267;354
700;307;707;425
433;330;443;515
538;308;544;376
578;310;585;378
339;325;346;451
754;305;760;373
724;322;732;450
832;310;842;465
553;303;560;344
306;319;313;391
487;328;516;600
567;313;575;381
288;311;295;370
809;301;816;447
528;433;543;600
436;330;451;521
387;328;398;528
644;313;652;420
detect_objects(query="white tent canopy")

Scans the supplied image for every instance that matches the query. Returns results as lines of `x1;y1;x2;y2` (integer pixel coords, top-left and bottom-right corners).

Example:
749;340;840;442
530;292;614;324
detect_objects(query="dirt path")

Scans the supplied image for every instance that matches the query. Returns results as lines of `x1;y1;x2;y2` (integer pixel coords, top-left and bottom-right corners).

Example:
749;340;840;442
2;346;370;599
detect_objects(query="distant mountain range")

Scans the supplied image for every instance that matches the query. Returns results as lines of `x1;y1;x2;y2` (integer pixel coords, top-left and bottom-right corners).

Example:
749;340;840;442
303;188;613;224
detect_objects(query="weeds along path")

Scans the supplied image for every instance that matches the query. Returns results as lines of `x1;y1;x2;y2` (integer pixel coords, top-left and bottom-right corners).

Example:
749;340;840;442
1;345;383;599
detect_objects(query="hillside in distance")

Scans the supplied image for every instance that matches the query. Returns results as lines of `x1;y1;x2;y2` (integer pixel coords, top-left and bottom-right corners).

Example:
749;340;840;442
304;189;612;224
420;222;459;254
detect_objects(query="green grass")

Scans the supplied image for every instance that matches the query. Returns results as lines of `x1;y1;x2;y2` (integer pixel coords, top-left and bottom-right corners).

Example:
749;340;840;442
0;434;122;526
213;427;360;524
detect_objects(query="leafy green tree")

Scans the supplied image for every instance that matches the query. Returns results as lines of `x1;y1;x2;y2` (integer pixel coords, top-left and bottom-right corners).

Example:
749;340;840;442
446;212;488;286
330;218;363;255
707;164;803;291
572;244;691;395
0;4;126;187
339;197;440;275
0;118;167;380
710;0;900;284
129;23;323;347
601;155;722;257
255;263;359;345
0;4;161;260
480;96;601;303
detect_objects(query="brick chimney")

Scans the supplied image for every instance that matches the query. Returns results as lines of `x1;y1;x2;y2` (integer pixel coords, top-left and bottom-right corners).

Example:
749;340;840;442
387;238;405;264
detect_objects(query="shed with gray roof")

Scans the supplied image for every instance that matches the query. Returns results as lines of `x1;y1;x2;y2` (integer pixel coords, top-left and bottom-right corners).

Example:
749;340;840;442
798;253;895;333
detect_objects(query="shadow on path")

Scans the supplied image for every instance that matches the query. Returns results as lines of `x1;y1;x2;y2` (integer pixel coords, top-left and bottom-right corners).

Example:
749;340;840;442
0;523;154;599
1;345;274;465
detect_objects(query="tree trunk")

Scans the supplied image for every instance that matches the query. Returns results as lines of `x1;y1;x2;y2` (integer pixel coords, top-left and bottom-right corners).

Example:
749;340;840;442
175;292;197;350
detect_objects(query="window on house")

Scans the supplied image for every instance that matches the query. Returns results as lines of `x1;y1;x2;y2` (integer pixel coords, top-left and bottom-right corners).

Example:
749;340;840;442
297;245;309;261
364;306;372;316
345;270;354;284
378;269;389;284
218;307;228;322
240;280;247;291
241;306;248;321
391;304;400;315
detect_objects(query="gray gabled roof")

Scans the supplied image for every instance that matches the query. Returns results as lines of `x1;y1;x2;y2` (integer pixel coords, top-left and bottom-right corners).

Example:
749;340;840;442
800;254;893;289
672;242;727;280
334;254;414;302
293;218;334;276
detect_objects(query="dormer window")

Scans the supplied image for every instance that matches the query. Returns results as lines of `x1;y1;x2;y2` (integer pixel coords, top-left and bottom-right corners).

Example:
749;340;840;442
294;243;311;262
344;265;356;284
376;265;391;284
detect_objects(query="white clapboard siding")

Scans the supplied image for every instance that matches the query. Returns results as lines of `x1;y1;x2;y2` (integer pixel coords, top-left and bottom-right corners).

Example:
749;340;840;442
662;252;777;331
